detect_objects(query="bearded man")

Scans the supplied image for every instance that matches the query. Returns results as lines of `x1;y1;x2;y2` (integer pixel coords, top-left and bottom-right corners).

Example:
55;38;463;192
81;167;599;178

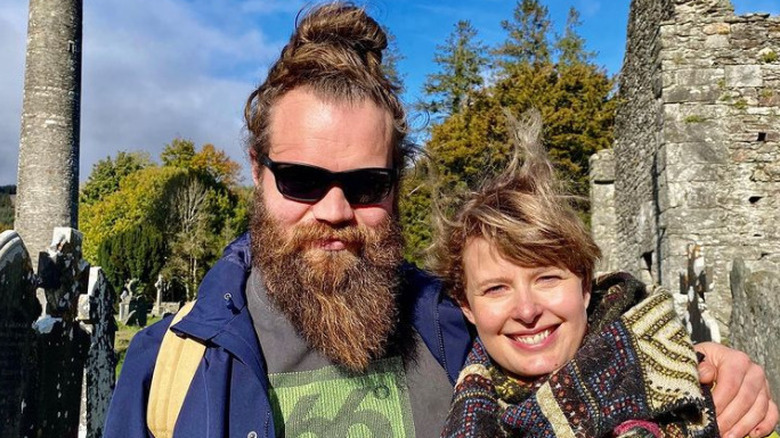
104;3;777;438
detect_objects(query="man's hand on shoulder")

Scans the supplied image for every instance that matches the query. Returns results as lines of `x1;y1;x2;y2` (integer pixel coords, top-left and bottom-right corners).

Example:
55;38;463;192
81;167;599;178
695;342;778;438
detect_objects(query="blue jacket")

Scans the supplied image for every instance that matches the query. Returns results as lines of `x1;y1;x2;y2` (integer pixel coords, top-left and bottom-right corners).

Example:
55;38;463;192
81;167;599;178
103;233;472;438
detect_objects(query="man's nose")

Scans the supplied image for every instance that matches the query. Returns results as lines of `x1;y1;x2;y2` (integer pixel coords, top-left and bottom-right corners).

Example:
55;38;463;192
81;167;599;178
311;186;355;225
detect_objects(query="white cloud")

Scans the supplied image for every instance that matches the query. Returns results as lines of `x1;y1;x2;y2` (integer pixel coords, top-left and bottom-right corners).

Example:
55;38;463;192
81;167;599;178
2;0;305;185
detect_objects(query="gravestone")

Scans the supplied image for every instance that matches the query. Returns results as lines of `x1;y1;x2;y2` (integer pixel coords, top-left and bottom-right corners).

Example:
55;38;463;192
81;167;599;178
23;228;90;438
153;274;164;316
78;267;117;438
125;297;149;327
0;230;41;438
117;278;137;323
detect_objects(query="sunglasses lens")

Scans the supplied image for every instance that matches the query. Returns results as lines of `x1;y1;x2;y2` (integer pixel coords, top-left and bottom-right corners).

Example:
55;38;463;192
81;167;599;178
273;163;329;202
342;170;394;205
265;156;395;205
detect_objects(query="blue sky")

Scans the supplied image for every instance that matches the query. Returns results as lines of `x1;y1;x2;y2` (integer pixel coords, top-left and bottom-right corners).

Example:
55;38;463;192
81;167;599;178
1;0;778;185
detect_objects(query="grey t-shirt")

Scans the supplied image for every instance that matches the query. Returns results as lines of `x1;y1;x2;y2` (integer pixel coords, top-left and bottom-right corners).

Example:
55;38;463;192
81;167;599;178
246;267;453;437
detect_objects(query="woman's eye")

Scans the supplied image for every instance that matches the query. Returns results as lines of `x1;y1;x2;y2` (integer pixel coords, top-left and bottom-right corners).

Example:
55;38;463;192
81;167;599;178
483;285;505;294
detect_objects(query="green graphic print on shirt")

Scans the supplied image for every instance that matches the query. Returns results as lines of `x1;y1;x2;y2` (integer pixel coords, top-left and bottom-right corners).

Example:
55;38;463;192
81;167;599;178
268;357;415;437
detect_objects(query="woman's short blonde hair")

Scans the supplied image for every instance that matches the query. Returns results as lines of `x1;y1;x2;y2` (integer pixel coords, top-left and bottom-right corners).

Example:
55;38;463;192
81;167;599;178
428;110;602;304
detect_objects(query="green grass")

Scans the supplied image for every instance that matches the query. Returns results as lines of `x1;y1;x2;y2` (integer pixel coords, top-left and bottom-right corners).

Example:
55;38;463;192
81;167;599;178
115;315;162;378
760;51;778;63
684;115;707;123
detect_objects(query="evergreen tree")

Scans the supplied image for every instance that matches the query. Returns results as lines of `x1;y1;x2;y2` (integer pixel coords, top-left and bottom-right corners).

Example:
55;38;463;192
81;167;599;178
382;26;406;94
420;20;488;117
402;5;616;262
555;7;595;67
493;0;551;72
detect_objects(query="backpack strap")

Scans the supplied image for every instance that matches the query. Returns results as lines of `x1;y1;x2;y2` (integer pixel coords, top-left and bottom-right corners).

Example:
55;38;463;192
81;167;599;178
147;301;205;438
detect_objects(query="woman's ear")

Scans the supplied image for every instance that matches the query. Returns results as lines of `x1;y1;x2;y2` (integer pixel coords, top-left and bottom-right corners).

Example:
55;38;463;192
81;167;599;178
582;280;592;310
460;300;476;325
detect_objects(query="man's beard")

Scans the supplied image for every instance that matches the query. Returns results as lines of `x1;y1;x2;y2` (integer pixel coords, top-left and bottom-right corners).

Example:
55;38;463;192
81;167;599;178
250;189;404;371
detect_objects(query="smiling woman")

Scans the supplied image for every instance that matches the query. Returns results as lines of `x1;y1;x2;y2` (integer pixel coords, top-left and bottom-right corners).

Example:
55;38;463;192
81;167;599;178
429;110;721;437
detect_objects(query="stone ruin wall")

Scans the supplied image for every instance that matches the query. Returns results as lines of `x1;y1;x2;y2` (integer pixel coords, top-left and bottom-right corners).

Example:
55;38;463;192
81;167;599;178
596;0;780;339
610;0;675;284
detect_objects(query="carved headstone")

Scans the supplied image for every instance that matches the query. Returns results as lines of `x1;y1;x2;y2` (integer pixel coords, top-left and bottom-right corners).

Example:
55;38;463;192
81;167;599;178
23;228;90;438
730;259;780;412
126;297;149;327
79;267;117;438
0;230;41;438
118;278;136;323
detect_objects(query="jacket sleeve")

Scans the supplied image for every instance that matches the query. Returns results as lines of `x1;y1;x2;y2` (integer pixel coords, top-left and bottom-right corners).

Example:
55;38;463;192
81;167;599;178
103;317;172;438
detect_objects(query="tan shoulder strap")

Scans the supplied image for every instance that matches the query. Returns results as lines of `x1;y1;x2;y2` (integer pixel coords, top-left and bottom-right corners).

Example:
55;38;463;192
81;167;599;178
147;300;206;438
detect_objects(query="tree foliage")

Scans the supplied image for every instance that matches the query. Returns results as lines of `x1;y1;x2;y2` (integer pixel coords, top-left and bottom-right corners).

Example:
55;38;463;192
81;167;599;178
382;25;406;94
401;1;615;264
80;151;152;206
420;20;488;117
81;141;248;301
493;0;552;72
0;193;13;233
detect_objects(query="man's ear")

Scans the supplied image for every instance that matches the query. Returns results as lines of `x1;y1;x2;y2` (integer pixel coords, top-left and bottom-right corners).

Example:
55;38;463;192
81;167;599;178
250;151;262;187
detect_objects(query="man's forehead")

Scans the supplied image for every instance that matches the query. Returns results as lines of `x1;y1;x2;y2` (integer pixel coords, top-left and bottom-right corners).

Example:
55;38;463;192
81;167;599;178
266;88;394;164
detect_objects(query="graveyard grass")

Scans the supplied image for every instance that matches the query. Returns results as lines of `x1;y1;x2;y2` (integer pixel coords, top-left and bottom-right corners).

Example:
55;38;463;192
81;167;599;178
115;316;162;378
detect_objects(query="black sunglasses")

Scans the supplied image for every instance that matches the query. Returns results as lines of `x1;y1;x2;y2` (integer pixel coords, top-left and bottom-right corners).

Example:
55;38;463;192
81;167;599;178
261;155;398;205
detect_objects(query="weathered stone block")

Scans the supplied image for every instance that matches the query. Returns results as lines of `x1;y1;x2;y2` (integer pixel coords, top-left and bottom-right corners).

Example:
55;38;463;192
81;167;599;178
663;141;729;164
664;85;722;103
725;64;763;87
703;22;731;35
705;34;730;49
589;148;615;183
664;118;723;142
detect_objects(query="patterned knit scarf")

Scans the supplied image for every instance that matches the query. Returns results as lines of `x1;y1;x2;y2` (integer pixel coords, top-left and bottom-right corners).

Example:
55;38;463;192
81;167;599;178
441;272;719;438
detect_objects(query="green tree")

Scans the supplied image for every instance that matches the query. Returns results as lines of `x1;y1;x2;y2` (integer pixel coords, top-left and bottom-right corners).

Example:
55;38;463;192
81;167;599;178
97;223;166;299
399;166;433;266
0;193;14;232
80;151;152;206
382;25;406;93
160;138;196;168
402;6;616;262
81;142;249;301
554;7;595;67
493;0;552;72
420;20;488;117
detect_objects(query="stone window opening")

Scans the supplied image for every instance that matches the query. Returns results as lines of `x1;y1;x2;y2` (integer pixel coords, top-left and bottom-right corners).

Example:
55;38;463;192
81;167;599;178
749;196;763;204
757;132;767;142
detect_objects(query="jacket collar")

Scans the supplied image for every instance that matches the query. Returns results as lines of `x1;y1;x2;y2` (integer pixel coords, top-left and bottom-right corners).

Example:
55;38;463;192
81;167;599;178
170;233;266;380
